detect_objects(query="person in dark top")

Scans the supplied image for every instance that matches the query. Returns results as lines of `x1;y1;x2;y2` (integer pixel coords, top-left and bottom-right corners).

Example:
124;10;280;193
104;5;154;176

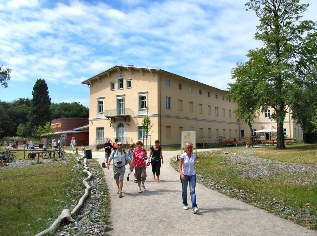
149;139;163;183
104;139;112;163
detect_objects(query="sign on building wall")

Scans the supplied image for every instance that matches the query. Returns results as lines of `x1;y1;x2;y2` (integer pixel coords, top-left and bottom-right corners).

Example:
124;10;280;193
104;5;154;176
181;131;196;149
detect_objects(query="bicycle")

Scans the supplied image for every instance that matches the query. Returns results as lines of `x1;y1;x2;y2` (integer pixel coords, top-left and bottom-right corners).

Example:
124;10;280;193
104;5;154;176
0;151;16;164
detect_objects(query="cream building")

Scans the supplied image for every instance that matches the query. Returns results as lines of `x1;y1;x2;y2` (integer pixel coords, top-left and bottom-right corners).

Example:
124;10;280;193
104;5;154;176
82;65;303;146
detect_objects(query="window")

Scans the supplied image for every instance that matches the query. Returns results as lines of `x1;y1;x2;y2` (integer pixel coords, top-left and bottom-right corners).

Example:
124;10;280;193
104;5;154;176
110;82;115;91
166;126;171;139
138;126;146;139
264;109;271;118
229;109;232;118
216;129;219;138
166;96;171;109
222;108;225;117
189;102;193;113
178;99;183;111
215;106;219;116
240;130;245;138
222;129;226;138
251;129;256;136
199;104;203;114
179;127;183;135
97;98;104;115
138;93;148;115
199;128;203;138
96;127;104;144
179;83;182;90
118;78;123;89
208;128;211;138
222;96;225;101
166;80;171;87
199;89;202;95
208;105;211;115
208;92;211;97
229;129;232;138
189;87;193;93
117;98;125;115
215;94;218;99
126;79;132;89
284;128;287;136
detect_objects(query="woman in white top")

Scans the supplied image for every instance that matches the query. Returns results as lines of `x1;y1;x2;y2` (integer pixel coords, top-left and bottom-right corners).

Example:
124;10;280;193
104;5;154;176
178;142;199;214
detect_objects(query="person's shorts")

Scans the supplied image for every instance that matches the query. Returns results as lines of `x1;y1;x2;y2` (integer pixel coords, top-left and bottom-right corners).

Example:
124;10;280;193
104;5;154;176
113;166;125;180
135;166;146;181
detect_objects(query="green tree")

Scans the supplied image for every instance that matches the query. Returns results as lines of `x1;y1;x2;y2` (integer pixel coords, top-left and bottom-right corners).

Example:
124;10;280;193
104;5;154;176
28;79;51;135
0;66;11;88
34;122;54;139
229;0;317;148
16;123;26;137
50;102;88;119
142;110;152;147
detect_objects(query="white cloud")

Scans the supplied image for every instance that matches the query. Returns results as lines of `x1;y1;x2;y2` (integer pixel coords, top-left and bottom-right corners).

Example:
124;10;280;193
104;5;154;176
0;0;316;105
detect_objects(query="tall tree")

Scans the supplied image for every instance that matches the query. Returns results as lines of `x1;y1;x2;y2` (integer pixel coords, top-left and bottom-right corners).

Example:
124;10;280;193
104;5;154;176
0;66;11;88
28;79;51;135
229;0;317;148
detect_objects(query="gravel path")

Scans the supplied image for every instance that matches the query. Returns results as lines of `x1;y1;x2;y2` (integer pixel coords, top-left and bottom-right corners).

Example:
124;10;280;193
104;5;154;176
93;150;317;236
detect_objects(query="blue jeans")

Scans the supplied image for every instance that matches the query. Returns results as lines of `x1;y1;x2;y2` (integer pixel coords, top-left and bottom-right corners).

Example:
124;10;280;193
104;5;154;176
180;174;197;208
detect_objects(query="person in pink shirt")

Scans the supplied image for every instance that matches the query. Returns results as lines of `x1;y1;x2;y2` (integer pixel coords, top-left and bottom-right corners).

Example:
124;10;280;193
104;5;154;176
131;141;148;193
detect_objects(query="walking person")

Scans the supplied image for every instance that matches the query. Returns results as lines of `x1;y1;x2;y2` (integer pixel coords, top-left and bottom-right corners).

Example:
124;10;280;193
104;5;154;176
104;139;112;164
70;137;76;152
149;140;163;183
131;141;148;193
107;142;131;198
127;143;136;182
178;142;199;214
112;138;119;151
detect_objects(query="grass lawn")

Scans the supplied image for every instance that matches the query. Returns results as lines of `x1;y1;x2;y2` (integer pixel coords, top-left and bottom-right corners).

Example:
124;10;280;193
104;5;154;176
172;143;317;230
0;158;85;235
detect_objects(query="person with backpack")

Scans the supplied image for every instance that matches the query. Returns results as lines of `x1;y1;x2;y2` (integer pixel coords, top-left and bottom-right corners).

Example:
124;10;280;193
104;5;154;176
149;140;163;183
127;143;136;182
131;141;148;193
107;142;131;198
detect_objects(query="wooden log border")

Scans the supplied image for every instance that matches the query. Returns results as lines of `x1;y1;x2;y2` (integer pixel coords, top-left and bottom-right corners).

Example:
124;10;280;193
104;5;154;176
36;156;93;236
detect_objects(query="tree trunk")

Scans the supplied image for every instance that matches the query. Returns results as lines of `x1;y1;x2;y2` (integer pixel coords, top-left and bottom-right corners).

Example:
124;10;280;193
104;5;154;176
276;121;285;149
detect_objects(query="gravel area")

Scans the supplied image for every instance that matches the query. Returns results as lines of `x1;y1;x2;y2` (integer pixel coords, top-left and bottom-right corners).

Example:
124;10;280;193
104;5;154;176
56;159;109;236
223;151;317;185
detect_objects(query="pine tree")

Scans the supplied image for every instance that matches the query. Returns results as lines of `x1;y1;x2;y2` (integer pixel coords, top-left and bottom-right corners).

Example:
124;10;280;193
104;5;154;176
28;79;51;135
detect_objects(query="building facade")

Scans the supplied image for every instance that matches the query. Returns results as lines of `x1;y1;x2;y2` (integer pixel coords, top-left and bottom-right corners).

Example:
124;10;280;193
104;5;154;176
82;65;303;146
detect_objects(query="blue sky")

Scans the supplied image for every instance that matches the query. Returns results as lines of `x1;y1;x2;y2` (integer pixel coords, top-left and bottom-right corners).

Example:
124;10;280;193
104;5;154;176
1;0;316;107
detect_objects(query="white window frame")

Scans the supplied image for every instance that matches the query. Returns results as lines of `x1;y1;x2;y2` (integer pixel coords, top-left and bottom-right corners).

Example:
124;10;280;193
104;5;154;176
117;97;125;115
138;126;146;139
215;106;219;117
264;109;271;118
166;80;171;87
96;127;104;144
138;92;148;115
126;79;132;89
97;98;104;117
118;78;124;89
110;82;115;91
